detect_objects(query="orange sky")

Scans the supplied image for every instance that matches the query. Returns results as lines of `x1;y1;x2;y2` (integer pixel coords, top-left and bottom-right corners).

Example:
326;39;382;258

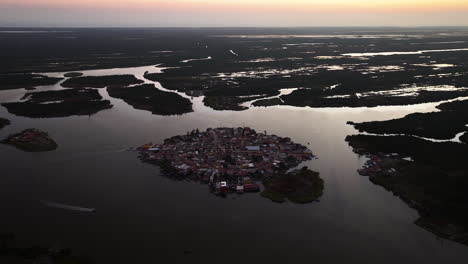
2;0;468;12
1;0;468;26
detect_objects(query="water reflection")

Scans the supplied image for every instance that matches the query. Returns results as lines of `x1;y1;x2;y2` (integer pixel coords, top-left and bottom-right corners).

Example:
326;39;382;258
1;65;468;264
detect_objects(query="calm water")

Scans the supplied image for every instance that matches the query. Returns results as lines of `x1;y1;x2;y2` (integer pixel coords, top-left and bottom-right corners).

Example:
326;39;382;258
1;65;468;264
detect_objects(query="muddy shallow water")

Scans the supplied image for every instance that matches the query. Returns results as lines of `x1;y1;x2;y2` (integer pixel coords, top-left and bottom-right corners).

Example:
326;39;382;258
1;65;468;264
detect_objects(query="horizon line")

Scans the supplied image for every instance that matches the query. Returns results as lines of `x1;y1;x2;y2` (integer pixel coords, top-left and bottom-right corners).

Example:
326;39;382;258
2;25;468;29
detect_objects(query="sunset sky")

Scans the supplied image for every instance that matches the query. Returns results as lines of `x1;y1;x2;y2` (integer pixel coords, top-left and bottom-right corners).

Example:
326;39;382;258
1;0;468;27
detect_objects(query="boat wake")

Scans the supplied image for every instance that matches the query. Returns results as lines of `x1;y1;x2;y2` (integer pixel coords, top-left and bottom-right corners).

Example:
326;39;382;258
41;200;96;213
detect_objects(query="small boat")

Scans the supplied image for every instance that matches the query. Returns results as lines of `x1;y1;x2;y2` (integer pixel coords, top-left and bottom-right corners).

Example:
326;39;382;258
236;185;244;194
41;201;96;213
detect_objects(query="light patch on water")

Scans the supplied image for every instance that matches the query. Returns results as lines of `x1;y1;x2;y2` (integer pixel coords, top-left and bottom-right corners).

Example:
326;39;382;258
324;94;352;99
415;72;462;79
315;56;345;60
343;48;468;57
229;50;239;56
240;57;301;63
293;96;468;114
278;88;299;96
237;94;270;99
149;50;174;53
218;63;360;78
411;41;467;45
40;65;164;79
436;73;460;77
453;130;467;143
323;85;468;99
39;100;65;105
315;55;369;61
241;58;276;63
283;43;324;46
361;129;467;144
327;84;342;90
412;63;455;70
181;56;212;63
216;67;315;78
213;34;423;39
364;65;405;73
241;88;300;107
287;57;303;61
316;65;345;71
363;85;468;97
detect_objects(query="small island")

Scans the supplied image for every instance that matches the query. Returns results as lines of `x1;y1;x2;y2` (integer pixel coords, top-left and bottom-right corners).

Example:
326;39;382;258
138;127;321;201
107;84;193;115
2;89;112;118
0;118;10;130
61;74;144;88
202;96;249;111
0;73;63;90
2;129;58;152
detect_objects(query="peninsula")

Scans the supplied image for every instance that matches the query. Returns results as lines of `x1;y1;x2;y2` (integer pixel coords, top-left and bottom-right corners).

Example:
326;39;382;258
346;98;468;247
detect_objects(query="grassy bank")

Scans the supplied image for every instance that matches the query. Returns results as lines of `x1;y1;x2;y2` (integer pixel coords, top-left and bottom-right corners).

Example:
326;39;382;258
261;167;323;203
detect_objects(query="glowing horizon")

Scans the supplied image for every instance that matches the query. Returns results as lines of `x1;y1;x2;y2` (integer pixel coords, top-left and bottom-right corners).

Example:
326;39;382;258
1;0;468;27
3;0;468;11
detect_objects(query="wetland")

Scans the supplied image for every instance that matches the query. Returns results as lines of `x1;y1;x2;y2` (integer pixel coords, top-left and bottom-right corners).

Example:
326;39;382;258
2;27;468;263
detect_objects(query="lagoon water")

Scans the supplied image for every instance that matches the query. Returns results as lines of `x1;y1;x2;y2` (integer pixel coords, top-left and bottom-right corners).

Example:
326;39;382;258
1;65;468;263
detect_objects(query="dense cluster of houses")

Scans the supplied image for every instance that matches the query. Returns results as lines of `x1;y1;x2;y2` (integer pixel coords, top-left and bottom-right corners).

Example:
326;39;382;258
138;127;316;195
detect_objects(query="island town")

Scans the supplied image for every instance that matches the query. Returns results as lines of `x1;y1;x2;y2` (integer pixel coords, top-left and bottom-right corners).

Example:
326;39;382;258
137;127;317;196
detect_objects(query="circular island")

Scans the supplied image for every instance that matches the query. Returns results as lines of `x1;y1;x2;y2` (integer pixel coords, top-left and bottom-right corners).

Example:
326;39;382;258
138;127;323;203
